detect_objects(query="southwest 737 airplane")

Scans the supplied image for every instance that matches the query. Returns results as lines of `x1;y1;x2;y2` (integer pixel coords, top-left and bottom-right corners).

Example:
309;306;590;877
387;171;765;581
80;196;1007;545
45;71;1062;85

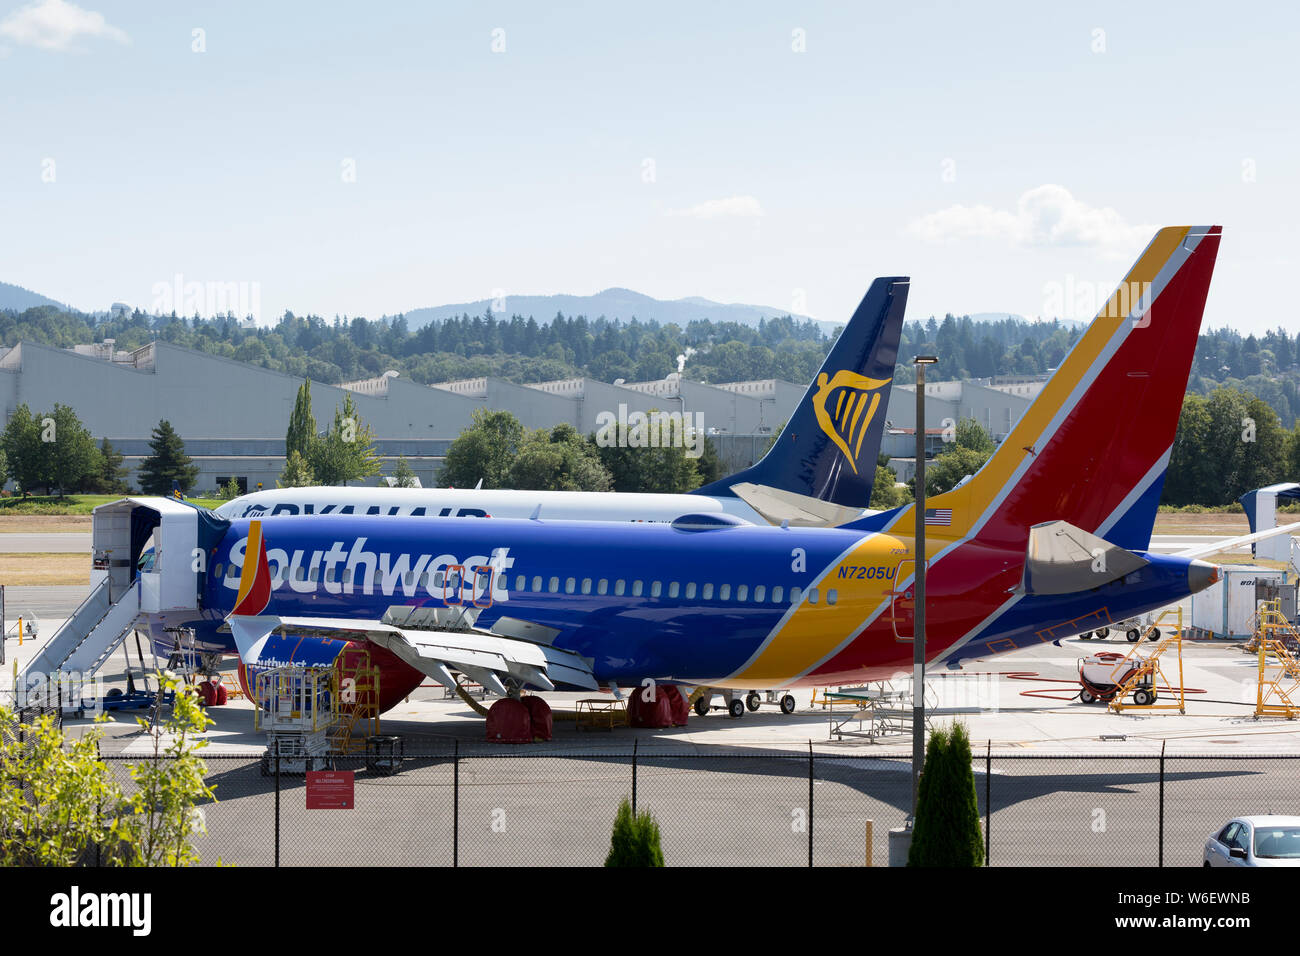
192;227;1227;712
195;226;1224;715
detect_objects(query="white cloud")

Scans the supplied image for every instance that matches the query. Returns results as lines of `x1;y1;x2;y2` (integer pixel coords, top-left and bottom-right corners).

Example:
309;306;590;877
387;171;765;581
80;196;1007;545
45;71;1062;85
906;185;1153;254
0;0;127;52
667;195;764;220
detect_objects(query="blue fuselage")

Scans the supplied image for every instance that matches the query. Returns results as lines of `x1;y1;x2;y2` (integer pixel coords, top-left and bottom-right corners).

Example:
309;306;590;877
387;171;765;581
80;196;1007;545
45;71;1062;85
144;514;1205;688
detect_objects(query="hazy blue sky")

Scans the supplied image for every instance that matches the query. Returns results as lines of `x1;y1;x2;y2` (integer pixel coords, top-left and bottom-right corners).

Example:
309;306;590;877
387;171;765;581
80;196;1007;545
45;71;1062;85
1;0;1295;333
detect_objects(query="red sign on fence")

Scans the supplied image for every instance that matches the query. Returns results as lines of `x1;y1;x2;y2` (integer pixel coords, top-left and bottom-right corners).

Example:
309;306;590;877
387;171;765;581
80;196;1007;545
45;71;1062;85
306;770;355;809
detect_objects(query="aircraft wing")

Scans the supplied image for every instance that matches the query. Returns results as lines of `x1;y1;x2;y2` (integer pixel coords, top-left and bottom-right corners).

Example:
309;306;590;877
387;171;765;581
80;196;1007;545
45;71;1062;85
1171;521;1300;560
231;614;598;695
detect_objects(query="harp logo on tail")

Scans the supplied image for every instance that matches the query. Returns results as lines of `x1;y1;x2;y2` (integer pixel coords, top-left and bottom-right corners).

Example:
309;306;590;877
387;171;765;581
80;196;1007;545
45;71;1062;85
812;369;891;474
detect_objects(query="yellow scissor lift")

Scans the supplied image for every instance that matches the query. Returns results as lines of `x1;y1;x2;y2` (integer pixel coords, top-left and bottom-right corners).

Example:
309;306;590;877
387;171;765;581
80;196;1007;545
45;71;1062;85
1106;608;1188;714
1252;600;1300;719
255;665;337;773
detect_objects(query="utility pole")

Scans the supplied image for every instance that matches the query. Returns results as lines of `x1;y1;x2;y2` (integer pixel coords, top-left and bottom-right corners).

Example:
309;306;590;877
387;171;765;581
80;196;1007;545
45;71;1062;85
911;355;938;817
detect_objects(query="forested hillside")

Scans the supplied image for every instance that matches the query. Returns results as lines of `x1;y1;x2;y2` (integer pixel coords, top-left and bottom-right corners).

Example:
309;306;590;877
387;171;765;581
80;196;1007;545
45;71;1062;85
4;302;1299;505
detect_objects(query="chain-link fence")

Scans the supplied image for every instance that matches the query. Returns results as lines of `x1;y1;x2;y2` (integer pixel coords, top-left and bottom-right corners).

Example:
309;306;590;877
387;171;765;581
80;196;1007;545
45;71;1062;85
86;748;1300;867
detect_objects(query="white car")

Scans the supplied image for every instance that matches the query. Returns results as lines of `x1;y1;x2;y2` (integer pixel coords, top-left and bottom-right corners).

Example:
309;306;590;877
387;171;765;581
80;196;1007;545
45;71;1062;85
1204;816;1300;866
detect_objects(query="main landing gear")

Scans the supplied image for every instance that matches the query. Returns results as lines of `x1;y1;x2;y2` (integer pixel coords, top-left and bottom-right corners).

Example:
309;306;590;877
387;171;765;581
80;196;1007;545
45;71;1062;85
692;688;798;718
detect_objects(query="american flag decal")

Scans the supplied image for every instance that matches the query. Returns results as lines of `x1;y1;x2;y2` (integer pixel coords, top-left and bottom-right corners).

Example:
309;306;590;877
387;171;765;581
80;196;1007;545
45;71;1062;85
924;508;952;526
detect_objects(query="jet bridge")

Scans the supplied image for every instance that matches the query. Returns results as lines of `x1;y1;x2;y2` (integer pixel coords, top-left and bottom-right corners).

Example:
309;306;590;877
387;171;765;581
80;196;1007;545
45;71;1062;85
23;497;228;704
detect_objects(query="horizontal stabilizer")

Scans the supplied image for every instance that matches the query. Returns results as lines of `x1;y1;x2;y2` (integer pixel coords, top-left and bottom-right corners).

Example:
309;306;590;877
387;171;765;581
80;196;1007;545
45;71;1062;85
227;615;279;663
729;482;869;527
1021;521;1149;595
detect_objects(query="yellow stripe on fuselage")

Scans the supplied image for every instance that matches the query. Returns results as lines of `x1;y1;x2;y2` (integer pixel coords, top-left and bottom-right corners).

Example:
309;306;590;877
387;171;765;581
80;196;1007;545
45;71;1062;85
727;533;909;688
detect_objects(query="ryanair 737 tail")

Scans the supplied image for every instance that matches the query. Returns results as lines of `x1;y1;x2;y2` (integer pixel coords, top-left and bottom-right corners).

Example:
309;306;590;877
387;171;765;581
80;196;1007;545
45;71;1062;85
694;277;908;524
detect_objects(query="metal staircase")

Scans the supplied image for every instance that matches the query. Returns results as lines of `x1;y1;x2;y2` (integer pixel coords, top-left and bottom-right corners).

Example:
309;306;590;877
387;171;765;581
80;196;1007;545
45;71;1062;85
23;578;142;706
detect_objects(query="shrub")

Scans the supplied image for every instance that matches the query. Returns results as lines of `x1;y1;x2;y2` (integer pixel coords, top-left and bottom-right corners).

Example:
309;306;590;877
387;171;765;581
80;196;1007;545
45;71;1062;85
604;797;665;866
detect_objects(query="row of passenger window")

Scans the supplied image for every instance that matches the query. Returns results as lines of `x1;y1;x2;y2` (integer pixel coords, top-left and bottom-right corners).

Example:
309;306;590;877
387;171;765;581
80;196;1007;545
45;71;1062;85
513;574;838;606
212;560;838;607
216;563;476;588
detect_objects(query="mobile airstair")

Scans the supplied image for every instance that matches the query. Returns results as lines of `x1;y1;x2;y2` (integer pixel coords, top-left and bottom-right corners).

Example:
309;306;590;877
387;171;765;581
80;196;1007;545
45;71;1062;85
21;497;226;711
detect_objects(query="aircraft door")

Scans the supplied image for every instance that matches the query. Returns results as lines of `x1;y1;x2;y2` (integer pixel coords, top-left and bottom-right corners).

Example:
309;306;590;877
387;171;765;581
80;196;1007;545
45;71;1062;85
890;559;915;641
471;565;494;609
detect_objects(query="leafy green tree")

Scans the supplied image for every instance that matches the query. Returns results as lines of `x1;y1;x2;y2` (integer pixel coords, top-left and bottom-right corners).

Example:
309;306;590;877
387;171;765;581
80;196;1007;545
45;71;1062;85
138;420;200;495
509;423;612;491
0;403;48;494
218;477;241;500
913;445;990;497
953;418;994;455
594;411;703;494
311;392;381;486
113;673;217;866
871;462;912;509
1240;396;1289;495
439;409;526;489
285;378;318;462
0;448;6;489
390;456;418;488
1164;394;1213;506
278;449;316;488
0;672;215;866
908;722;984;867
41;404;100;497
604;797;665;867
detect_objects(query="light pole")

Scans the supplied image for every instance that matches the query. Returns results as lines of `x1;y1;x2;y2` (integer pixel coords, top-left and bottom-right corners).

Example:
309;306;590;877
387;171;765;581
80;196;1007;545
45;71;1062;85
911;355;938;818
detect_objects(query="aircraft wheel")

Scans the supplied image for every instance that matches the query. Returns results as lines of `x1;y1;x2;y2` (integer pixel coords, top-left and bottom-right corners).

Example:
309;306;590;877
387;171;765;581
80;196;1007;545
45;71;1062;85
746;692;762;711
1126;628;1141;642
693;696;710;718
780;694;797;715
1133;688;1156;706
1079;631;1093;640
1096;627;1110;639
728;698;745;719
1147;628;1161;642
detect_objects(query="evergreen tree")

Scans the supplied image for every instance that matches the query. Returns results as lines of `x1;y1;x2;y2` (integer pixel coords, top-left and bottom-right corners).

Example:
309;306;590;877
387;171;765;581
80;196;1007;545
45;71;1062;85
908;722;984;867
87;437;131;495
604;798;665;867
138;420;200;495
